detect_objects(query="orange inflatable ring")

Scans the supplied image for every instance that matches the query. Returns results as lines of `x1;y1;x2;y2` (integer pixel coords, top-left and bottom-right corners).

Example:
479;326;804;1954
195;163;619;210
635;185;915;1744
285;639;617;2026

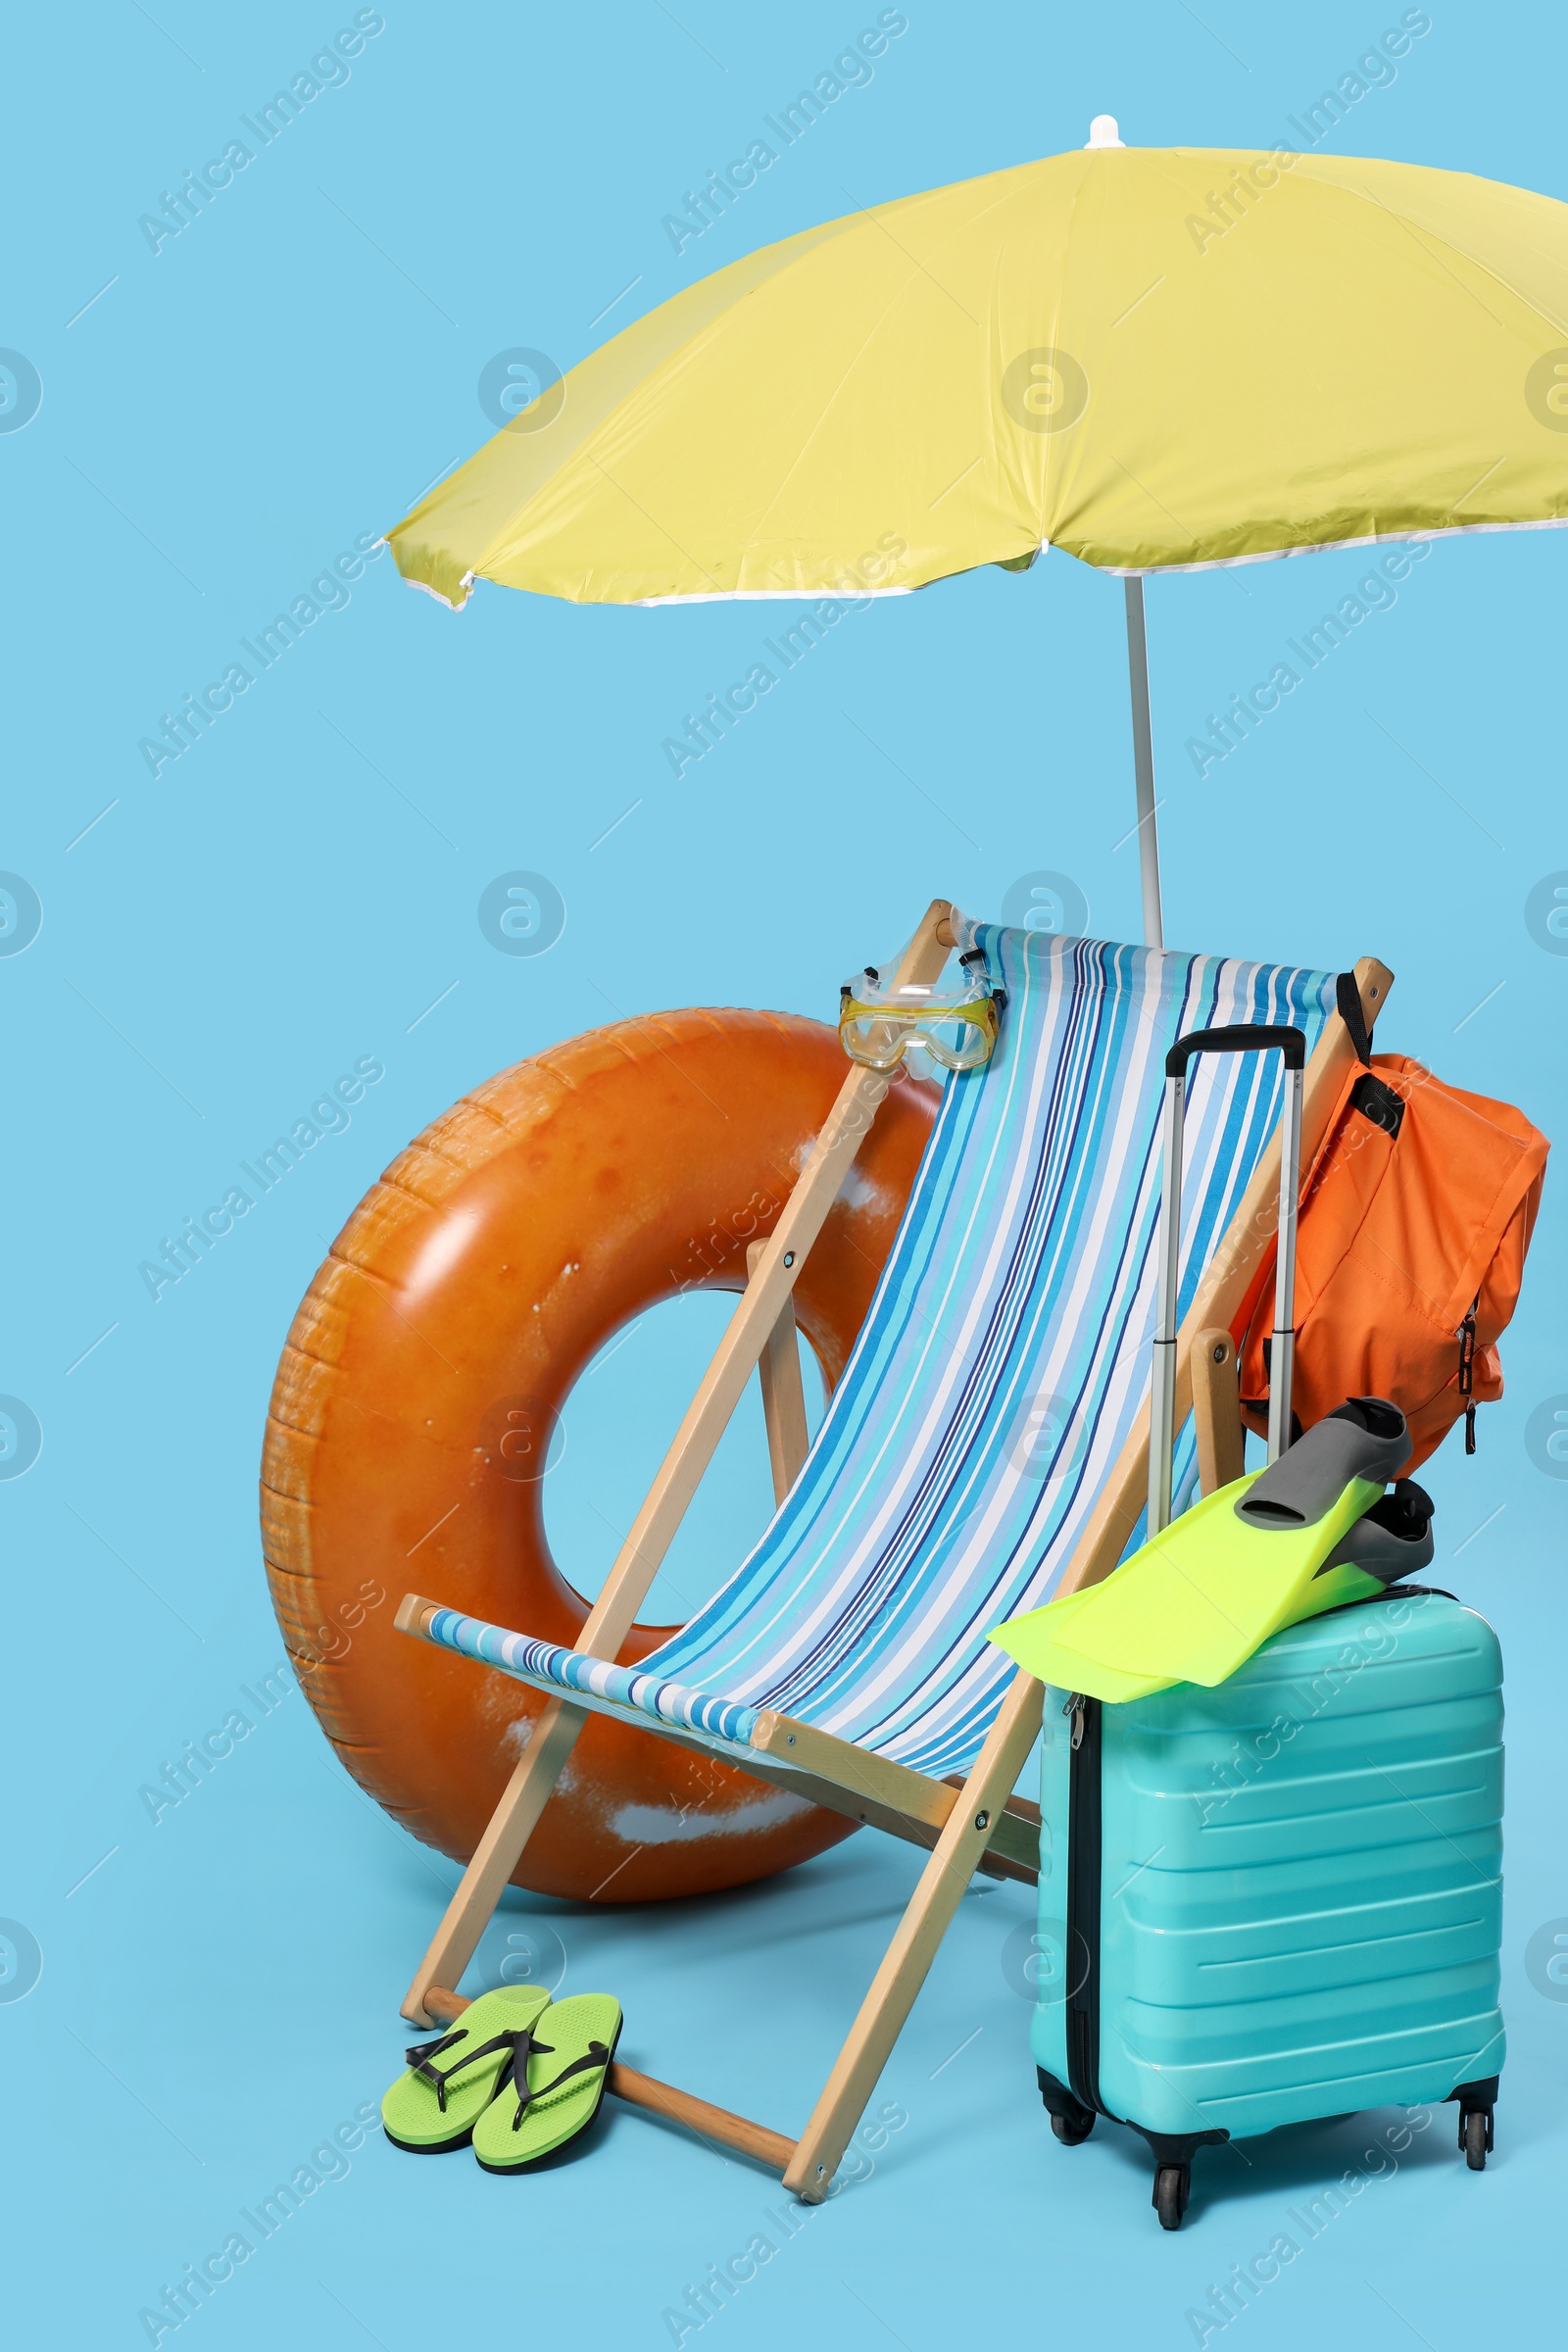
262;1007;937;1903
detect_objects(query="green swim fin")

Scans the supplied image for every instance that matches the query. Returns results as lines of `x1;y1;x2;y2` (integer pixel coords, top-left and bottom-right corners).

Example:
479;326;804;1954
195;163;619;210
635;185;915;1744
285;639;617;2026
991;1583;1184;1703
991;1399;1425;1701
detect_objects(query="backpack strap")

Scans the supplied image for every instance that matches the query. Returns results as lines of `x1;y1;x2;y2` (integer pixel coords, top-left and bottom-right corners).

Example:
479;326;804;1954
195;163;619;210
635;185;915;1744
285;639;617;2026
1336;971;1374;1066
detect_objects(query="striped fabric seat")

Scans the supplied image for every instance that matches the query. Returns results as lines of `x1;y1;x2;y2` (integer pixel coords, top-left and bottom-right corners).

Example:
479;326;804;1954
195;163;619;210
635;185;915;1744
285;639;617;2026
424;928;1338;1780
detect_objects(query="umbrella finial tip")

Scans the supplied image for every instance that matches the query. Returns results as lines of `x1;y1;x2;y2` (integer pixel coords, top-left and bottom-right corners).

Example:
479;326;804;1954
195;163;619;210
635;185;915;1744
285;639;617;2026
1085;114;1125;148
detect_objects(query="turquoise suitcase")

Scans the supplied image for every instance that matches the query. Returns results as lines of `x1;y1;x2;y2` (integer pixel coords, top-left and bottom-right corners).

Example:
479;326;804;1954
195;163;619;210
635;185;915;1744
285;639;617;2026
1032;1585;1505;2227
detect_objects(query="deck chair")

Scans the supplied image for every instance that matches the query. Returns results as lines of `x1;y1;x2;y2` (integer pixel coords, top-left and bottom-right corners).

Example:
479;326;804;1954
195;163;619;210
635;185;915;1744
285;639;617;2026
395;900;1391;2198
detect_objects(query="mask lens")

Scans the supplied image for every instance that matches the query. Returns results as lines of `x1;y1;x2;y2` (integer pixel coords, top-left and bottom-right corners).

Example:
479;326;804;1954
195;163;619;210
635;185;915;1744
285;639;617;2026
840;1010;909;1069
925;1012;994;1070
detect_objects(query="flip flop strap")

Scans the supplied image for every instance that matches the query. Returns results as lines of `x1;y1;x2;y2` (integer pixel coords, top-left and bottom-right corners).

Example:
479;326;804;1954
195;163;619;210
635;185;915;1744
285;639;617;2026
405;2026;530;2114
498;2029;555;2128
508;2038;611;2132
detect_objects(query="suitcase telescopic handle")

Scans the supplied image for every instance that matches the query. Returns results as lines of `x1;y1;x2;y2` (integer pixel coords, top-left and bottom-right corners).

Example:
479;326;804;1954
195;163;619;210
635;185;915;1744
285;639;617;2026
1164;1023;1306;1079
1148;1024;1307;1538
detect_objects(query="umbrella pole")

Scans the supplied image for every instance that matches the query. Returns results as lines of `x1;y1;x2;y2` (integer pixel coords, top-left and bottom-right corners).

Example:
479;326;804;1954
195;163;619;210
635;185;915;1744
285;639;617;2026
1123;576;1163;951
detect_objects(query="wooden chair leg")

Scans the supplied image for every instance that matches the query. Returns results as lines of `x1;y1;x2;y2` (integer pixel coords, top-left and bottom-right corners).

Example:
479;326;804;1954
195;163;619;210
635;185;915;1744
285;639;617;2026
747;1239;810;1502
782;1672;1044;2202
1192;1325;1246;1494
398;899;958;2026
400;1694;588;2025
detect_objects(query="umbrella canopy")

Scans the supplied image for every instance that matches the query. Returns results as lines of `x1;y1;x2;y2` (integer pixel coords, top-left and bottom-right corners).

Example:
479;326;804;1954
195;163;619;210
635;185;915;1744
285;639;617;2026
389;141;1568;612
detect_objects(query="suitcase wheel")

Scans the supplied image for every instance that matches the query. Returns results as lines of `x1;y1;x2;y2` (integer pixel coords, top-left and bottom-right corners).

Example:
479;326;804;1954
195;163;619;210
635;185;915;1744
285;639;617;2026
1460;2106;1493;2170
1153;2163;1191;2230
1051;2108;1095;2146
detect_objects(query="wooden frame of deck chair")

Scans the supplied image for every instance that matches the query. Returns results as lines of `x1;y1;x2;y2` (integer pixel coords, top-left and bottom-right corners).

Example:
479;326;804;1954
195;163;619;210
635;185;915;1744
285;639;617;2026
394;899;1393;2200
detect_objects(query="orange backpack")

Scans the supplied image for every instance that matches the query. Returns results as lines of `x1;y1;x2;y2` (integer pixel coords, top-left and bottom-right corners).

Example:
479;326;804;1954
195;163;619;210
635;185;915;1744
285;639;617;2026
1234;981;1549;1475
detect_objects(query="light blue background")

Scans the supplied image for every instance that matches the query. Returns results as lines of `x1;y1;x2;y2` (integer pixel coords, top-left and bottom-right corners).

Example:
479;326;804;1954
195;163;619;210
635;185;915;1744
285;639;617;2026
5;4;1565;2346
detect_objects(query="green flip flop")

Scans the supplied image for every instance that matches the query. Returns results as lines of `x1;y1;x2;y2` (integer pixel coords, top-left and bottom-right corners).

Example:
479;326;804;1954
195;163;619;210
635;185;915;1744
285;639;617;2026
470;1993;622;2174
381;1984;553;2153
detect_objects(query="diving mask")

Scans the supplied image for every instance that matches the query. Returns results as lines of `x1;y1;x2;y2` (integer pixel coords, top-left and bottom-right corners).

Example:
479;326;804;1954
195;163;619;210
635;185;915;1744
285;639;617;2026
838;948;1004;1073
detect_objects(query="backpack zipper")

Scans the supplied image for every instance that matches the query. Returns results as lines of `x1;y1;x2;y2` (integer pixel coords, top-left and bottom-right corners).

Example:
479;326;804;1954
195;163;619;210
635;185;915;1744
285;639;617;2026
1064;1692;1103;2117
1457;1297;1479;1454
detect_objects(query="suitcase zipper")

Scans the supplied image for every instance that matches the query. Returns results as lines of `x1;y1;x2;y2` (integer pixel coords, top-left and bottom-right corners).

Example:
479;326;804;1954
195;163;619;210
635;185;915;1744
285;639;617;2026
1064;1691;1103;2117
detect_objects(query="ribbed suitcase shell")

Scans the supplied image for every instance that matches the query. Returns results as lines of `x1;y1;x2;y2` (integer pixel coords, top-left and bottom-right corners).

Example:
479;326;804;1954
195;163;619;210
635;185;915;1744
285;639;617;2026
1033;1591;1504;2142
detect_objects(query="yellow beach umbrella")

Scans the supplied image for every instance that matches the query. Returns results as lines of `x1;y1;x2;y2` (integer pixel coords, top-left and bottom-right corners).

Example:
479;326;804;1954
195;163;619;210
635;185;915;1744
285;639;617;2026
389;121;1568;941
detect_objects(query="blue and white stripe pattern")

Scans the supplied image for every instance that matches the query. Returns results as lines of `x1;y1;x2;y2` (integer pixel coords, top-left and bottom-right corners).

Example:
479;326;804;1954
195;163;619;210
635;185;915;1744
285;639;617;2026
421;1606;763;1750
422;931;1338;1778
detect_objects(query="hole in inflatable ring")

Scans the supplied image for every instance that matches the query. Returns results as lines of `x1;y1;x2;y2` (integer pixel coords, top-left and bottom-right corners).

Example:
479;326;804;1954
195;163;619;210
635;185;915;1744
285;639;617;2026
546;1289;826;1625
